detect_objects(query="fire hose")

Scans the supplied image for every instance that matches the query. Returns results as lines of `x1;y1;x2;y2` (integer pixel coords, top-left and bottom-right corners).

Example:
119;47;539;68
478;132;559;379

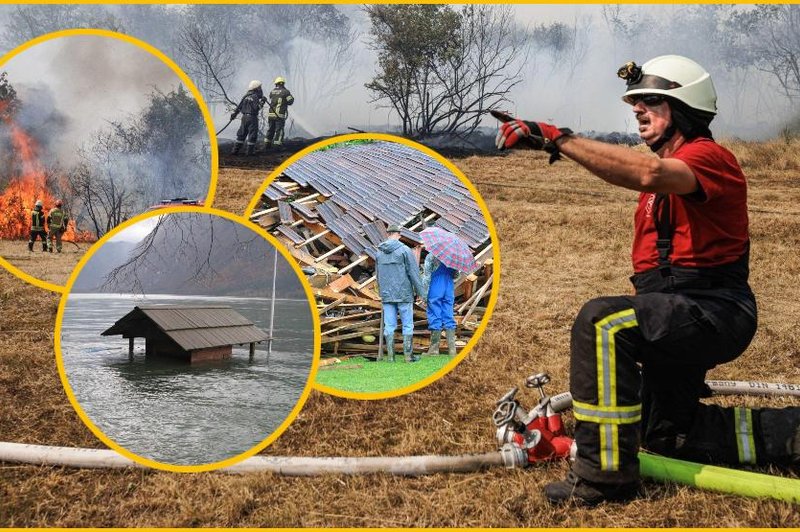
0;375;798;504
0;441;798;504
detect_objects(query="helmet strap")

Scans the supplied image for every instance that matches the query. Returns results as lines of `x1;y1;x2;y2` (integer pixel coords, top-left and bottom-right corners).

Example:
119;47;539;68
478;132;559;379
649;123;676;153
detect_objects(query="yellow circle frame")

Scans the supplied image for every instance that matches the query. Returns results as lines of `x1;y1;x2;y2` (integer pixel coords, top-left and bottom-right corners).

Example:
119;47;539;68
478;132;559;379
0;28;219;294
244;133;502;401
54;206;321;473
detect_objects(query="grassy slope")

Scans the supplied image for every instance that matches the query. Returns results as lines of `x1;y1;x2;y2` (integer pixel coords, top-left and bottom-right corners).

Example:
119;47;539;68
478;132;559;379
0;140;799;526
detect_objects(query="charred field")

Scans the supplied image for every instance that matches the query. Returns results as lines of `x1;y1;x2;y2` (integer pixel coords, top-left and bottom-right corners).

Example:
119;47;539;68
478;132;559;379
0;139;799;526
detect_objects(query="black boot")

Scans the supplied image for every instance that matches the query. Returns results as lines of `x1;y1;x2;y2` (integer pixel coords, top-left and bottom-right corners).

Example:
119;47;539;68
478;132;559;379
245;144;255;156
427;330;441;355
404;335;419;363
231;142;242;155
445;328;457;357
544;471;640;506
758;407;800;466
384;333;395;362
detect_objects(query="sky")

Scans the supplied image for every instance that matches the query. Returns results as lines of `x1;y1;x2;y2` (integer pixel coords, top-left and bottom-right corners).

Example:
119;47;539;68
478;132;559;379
0;5;792;142
2;34;189;165
263;4;795;141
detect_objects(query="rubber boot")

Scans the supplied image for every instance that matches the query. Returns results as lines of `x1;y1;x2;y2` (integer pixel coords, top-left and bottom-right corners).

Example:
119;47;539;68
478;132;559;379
384;333;395;362
445;328;457;357
427;330;441;355
231;142;242;155
404;335;419;363
245;144;255;156
27;241;33;252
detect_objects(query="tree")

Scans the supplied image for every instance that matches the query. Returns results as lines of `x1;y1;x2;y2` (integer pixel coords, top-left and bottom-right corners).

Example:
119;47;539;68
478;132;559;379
101;213;267;295
365;4;528;138
66;86;209;238
0;5;124;50
0;71;19;120
733;6;800;102
175;8;237;108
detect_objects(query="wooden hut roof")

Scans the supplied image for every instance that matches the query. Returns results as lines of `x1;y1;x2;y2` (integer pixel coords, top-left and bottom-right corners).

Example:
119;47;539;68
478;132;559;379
101;305;269;351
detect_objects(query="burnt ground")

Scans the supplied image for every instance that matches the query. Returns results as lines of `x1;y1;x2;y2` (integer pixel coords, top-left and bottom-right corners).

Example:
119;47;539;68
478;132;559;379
0;139;799;526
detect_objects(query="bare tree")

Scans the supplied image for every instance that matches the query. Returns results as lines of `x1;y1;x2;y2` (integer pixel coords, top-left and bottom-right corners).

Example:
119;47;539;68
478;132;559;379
747;6;800;102
175;10;237;108
0;5;124;49
102;214;262;294
366;4;528;138
66;158;137;239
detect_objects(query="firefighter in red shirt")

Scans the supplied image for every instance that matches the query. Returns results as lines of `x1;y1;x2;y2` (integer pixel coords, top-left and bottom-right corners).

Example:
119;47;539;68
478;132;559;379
497;55;800;505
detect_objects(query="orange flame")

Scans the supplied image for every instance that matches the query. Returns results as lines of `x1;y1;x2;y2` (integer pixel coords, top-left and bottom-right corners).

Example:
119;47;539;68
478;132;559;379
0;119;95;242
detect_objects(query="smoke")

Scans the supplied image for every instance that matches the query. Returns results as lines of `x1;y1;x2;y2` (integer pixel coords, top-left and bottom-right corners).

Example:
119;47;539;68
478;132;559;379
3;35;182;165
0;5;793;141
7;84;69;162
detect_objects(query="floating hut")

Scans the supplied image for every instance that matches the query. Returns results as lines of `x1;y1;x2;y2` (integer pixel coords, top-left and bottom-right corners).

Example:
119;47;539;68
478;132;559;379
101;305;269;363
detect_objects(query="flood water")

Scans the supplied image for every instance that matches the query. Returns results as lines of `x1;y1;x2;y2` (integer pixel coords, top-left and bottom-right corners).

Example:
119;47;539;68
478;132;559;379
60;293;315;466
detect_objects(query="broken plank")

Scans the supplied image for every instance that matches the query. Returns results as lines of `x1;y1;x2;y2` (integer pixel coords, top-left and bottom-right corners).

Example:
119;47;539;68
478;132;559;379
318;296;347;315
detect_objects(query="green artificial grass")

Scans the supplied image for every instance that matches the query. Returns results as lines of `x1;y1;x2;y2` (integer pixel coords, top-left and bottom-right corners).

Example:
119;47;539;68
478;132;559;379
317;139;376;151
315;355;452;393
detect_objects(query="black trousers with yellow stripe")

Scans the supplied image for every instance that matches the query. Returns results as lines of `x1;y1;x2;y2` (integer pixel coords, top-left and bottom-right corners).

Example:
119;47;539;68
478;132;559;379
570;289;758;484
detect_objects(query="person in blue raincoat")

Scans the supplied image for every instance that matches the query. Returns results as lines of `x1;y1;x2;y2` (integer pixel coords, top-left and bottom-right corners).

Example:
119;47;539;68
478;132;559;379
422;252;459;356
376;225;425;363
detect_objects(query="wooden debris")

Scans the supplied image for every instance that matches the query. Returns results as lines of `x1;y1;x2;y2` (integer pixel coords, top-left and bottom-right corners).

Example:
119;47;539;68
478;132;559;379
253;141;495;358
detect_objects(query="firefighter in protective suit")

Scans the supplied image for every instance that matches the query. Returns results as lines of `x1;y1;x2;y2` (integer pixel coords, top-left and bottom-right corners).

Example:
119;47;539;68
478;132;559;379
28;199;48;252
496;55;800;505
265;76;294;148
231;80;266;156
47;199;68;253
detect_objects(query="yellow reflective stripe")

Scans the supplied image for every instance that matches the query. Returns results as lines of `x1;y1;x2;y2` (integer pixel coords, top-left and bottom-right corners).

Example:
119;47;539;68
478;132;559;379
595;309;637;407
573;400;641;424
734;407;757;464
592;308;638;471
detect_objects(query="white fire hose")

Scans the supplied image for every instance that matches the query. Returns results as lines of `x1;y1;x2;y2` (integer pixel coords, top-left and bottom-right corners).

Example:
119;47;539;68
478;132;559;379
0;378;798;504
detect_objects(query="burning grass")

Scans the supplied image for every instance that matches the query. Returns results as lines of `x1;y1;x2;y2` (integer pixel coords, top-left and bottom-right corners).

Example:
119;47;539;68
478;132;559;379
0;140;798;526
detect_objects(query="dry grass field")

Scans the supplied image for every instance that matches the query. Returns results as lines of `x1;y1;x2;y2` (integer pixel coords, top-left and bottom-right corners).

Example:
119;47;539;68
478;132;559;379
0;139;799;526
0;240;90;288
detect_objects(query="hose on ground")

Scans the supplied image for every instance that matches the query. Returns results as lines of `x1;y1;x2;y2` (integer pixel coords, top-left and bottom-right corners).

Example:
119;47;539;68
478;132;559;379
0;442;798;504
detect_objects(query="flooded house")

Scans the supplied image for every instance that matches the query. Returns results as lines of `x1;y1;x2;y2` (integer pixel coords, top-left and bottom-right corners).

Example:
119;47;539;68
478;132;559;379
102;305;269;363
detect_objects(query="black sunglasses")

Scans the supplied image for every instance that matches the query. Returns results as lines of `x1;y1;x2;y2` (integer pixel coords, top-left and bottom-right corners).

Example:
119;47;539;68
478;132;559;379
629;94;667;106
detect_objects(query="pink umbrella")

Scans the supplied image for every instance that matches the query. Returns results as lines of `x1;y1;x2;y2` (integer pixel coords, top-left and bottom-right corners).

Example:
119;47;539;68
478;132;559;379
419;227;478;274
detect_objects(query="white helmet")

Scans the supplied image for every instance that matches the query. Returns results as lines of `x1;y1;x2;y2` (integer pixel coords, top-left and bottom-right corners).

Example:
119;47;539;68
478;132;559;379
248;80;262;91
620;55;717;115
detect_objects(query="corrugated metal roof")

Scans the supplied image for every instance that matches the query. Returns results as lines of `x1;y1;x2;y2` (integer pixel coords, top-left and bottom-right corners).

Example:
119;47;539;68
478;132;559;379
101;306;269;351
276;142;490;252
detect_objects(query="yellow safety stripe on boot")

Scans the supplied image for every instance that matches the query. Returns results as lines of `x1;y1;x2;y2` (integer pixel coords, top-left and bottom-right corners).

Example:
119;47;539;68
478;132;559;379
594;308;638;471
573;401;641;424
734;407;757;464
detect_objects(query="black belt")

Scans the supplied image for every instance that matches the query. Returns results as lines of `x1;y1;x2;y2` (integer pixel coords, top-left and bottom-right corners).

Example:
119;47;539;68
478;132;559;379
631;253;751;294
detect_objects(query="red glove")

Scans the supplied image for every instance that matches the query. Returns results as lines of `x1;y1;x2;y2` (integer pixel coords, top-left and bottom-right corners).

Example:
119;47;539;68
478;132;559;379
495;119;568;150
